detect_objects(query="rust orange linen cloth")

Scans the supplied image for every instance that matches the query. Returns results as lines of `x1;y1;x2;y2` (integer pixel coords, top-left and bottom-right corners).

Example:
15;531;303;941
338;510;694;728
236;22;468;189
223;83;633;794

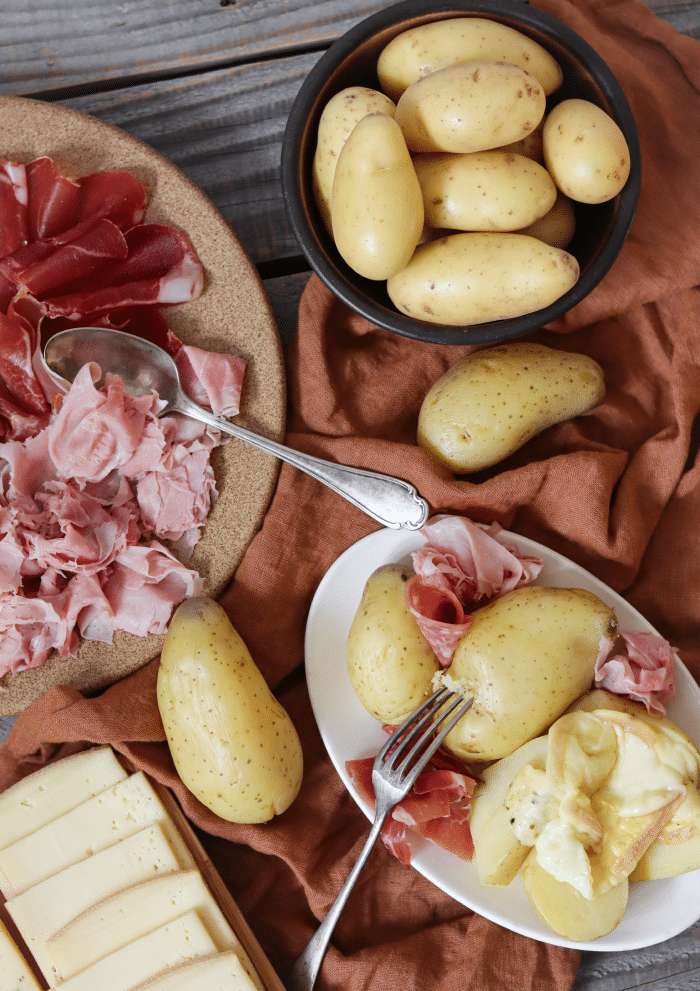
1;0;700;989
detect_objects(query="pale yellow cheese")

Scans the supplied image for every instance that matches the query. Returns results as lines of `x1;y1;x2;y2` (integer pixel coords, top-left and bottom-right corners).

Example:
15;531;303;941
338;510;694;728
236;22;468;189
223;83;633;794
0;917;42;991
52;910;217;991
129;951;259;991
6;822;193;986
0;771;189;898
45;869;262;991
0;747;128;851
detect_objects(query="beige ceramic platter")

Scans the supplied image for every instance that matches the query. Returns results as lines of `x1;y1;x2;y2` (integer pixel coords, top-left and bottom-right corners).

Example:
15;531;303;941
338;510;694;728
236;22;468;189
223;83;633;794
0;96;286;715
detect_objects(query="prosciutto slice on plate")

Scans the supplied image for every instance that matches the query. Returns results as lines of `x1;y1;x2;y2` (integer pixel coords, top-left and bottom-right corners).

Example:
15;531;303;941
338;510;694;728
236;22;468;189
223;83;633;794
406;514;544;666
346;752;476;866
594;630;676;715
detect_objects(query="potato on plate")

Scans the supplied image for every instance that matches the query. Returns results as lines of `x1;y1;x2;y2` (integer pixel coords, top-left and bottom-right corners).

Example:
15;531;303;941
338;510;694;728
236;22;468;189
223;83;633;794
436;586;618;761
347;564;440;724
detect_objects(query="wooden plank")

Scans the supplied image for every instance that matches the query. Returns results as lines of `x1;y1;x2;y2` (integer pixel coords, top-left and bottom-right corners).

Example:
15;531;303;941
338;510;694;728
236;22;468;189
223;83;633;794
46;52;319;268
573;922;700;991
0;0;385;97
1;0;697;100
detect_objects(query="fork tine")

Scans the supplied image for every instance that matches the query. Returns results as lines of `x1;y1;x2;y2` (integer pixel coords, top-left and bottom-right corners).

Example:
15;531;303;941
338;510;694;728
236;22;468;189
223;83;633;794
396;694;474;791
375;686;452;766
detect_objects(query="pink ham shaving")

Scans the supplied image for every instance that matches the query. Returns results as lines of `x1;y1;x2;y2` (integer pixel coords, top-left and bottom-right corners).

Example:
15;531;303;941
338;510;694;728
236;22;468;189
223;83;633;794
405;514;545;666
346;752;475;866
0;159;249;679
594;630;676;715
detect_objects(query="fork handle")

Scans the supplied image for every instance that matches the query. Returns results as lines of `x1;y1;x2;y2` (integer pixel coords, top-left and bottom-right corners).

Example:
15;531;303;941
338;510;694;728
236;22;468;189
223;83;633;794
283;810;389;991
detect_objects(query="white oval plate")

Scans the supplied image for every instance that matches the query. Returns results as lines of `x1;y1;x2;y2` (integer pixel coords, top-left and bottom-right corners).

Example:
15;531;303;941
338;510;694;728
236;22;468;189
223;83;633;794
304;526;700;951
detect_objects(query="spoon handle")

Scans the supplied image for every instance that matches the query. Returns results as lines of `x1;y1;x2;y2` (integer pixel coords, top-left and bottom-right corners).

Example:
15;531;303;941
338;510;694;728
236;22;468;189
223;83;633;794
175;395;429;530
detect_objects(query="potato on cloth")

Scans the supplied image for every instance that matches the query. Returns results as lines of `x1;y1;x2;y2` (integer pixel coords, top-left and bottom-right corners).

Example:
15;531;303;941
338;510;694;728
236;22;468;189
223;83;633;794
2;1;700;988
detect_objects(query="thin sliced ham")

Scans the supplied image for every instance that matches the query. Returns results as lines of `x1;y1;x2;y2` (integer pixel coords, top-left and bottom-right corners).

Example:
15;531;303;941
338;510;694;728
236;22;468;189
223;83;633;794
0;161;28;259
39;224;204;320
594;630;676;715
25;157;80;241
346;754;475;866
405;514;544;667
174;344;246;418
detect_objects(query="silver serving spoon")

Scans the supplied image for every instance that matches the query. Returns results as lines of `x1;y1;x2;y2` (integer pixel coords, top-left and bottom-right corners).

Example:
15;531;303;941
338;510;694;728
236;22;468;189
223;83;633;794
42;327;429;530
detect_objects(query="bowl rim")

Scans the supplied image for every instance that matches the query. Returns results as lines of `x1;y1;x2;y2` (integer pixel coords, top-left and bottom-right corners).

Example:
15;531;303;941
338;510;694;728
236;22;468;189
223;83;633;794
282;0;642;345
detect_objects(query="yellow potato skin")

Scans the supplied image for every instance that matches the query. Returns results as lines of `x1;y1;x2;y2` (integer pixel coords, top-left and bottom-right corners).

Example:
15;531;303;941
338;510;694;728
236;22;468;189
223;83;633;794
437;586;618;761
347;563;440;724
416;342;605;472
312;86;396;235
516;190;576;249
157;597;303;824
331;112;424;280
386;232;579;326
395;60;546;154
543;99;631;204
413;150;557;232
377;17;563;101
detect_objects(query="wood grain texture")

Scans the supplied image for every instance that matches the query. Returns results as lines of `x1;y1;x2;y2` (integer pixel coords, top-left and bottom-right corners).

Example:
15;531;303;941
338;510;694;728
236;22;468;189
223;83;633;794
52;52;321;266
0;0;385;96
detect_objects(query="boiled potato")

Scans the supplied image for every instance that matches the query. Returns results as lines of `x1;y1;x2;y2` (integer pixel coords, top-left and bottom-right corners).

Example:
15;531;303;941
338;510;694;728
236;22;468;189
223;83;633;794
312;86;396;235
157;597;303;824
413;151;557;232
386;232;579;326
394;61;546;154
543;99;631;204
520;848;629;941
436;586;618;761
470;735;549;886
416;342;605;473
497;120;545;163
630;787;700;880
516;190;576;249
377;18;563;101
331;112;423;280
347;564;439;724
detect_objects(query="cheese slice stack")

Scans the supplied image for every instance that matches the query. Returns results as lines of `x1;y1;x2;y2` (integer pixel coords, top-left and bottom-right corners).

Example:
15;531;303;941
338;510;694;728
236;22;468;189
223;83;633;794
0;747;264;991
0;917;43;991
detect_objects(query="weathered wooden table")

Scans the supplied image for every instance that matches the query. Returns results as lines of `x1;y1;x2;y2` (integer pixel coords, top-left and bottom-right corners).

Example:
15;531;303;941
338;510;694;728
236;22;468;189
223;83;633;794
2;3;699;988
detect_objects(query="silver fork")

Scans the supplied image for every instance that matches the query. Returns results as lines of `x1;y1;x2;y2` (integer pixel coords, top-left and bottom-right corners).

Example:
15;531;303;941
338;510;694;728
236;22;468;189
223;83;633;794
283;686;474;991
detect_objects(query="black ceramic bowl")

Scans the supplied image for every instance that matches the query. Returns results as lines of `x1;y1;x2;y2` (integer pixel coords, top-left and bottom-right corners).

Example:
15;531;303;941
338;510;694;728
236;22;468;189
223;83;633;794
281;0;641;345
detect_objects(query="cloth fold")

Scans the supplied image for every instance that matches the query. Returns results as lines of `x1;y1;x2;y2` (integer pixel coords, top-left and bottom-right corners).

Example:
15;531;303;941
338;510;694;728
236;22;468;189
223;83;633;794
1;1;699;989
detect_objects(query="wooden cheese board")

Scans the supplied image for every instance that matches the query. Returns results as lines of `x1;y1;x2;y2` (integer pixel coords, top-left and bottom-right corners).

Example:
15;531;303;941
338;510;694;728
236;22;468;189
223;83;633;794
0;748;286;991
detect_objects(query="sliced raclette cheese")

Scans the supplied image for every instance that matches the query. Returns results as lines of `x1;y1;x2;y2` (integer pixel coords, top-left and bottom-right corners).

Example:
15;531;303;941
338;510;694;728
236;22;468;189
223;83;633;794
0;747;128;851
45;869;262;990
0;917;43;991
0;771;189;898
6;822;192;986
129;950;259;991
51;909;217;991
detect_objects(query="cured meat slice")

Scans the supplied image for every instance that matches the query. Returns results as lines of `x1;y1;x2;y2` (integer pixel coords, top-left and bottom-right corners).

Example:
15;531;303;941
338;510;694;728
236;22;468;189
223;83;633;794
174;344;247;418
0;311;51;441
405;514;544;667
594;630;676;715
25;157;80;241
0;161;28;258
346;754;475;866
40;224;205;320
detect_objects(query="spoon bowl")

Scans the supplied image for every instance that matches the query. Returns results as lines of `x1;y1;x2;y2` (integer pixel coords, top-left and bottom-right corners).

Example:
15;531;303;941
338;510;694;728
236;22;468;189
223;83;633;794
43;327;429;531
